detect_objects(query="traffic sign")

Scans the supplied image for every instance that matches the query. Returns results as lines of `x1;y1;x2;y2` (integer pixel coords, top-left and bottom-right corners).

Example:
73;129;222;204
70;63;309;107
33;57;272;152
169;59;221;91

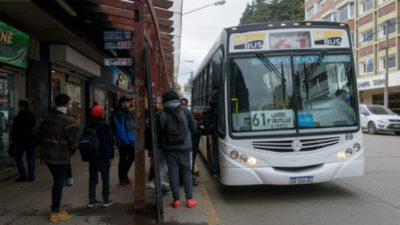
104;58;132;66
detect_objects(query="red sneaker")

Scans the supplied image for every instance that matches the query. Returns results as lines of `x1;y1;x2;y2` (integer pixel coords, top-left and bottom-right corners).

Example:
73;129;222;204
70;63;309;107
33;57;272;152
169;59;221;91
170;200;180;208
187;199;197;208
119;181;132;186
125;178;133;185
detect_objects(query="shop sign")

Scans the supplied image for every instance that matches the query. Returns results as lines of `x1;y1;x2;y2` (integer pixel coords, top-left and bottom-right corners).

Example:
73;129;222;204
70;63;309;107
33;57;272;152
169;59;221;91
104;30;132;42
104;41;132;50
0;21;30;69
113;67;134;91
104;58;132;66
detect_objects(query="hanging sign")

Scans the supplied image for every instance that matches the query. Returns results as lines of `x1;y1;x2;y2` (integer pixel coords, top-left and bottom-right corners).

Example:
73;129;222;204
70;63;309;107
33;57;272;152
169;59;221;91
104;58;132;66
113;67;134;91
0;21;30;69
104;30;132;42
104;41;132;50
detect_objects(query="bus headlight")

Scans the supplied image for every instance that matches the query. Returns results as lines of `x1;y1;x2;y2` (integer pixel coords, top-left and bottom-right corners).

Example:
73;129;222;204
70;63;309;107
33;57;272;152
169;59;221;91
353;143;361;152
248;157;257;166
240;155;248;164
230;151;239;159
345;148;353;156
337;152;346;161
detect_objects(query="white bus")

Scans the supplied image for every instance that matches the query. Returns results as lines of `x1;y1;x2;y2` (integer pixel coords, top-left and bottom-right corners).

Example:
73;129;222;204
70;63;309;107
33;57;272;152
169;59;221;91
191;21;364;185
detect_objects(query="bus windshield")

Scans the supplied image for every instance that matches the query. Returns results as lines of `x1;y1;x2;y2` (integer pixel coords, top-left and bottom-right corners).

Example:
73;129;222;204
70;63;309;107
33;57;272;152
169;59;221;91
229;54;358;132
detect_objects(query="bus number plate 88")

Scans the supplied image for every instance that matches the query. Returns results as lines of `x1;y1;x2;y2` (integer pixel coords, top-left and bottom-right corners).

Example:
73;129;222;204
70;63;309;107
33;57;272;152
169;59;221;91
289;176;314;185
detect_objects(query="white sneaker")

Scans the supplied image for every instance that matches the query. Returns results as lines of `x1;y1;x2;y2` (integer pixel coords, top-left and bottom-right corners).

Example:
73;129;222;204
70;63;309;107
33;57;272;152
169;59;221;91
146;182;155;189
162;182;170;188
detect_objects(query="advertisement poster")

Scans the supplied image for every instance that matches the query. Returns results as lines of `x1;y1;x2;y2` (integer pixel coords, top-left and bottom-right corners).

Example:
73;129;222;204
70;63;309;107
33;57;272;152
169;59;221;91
0;21;30;69
113;67;133;91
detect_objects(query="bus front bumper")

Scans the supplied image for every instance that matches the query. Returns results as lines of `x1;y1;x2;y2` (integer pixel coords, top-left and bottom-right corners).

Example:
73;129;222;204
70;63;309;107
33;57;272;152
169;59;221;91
219;159;364;186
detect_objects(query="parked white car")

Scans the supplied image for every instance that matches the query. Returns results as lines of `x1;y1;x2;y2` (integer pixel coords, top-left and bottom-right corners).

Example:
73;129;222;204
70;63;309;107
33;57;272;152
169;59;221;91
360;104;400;135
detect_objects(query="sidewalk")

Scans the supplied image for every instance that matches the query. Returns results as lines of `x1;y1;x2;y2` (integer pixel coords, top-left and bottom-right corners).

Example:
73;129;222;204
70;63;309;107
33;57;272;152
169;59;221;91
0;152;211;225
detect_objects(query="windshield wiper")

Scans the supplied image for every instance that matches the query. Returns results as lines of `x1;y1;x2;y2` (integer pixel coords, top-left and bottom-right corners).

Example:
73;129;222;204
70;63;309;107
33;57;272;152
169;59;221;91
304;51;327;82
256;53;287;108
256;53;286;82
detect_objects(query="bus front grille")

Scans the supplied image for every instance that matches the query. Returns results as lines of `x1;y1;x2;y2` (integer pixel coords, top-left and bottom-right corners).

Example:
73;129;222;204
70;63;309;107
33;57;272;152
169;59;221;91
252;137;341;152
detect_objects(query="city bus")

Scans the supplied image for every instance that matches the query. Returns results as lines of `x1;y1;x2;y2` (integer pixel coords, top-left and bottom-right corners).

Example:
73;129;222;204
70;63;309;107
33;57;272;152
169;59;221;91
191;21;364;185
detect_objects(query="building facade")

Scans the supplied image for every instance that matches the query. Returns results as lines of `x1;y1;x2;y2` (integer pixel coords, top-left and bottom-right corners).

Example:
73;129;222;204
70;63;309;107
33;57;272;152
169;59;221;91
305;0;355;38
355;0;400;113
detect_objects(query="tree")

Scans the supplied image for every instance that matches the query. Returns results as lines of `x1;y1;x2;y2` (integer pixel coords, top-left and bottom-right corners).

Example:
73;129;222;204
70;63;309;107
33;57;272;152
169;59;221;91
239;0;304;25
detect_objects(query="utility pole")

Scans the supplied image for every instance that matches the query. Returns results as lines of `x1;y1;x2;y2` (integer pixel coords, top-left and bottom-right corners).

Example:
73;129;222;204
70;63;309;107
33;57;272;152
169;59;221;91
384;20;389;108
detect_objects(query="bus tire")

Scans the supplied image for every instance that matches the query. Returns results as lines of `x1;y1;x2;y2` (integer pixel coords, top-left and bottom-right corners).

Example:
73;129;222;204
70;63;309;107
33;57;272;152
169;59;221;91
368;122;377;134
395;131;400;135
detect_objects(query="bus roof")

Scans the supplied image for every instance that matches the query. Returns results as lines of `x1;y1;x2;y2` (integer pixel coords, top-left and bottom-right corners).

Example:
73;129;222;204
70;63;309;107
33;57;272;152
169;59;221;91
226;21;350;34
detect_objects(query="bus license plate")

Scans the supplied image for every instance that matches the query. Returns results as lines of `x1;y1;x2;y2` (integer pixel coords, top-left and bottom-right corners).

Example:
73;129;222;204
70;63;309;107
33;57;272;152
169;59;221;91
289;176;314;185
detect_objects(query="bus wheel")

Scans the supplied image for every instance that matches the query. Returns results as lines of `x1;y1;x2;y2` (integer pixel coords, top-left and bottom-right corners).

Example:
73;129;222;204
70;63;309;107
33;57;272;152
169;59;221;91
395;131;400;135
368;122;377;134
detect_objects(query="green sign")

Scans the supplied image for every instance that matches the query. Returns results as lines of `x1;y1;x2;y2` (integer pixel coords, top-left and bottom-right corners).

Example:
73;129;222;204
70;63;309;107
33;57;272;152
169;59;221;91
0;21;29;69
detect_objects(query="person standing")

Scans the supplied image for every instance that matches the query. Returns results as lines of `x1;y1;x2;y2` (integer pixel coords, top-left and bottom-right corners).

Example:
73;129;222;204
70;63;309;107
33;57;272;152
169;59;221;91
87;104;115;207
157;90;197;208
39;94;81;222
112;95;135;186
11;100;36;182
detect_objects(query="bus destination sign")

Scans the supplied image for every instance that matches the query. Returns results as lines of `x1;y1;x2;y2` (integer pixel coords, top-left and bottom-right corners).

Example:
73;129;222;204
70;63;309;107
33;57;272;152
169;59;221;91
229;28;350;53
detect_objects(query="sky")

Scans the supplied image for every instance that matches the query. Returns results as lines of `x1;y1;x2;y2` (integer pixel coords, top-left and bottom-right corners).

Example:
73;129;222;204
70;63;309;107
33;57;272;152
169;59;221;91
177;0;252;87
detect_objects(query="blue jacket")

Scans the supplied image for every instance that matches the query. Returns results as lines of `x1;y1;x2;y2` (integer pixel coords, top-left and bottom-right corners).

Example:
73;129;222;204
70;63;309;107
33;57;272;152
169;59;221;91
112;109;135;147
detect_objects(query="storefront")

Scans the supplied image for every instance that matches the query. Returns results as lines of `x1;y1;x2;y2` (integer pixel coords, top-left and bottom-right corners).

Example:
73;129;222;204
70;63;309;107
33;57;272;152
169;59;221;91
0;20;29;158
92;66;134;121
358;72;400;114
49;45;101;127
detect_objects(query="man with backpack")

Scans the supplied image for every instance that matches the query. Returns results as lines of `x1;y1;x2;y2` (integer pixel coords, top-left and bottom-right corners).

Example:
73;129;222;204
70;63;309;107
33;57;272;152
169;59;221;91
39;94;81;222
157;90;197;208
81;103;115;207
111;95;135;186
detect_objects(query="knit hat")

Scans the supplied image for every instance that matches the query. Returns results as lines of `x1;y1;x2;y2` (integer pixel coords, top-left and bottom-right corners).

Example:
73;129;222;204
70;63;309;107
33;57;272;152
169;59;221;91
162;90;179;103
90;103;104;117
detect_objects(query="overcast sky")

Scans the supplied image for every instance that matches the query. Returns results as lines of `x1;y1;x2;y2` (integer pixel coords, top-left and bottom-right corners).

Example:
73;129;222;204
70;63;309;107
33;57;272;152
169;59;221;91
177;0;252;86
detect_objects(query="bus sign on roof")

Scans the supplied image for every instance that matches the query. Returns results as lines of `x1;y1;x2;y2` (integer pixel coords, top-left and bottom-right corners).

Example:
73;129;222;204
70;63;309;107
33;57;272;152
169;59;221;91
229;28;350;53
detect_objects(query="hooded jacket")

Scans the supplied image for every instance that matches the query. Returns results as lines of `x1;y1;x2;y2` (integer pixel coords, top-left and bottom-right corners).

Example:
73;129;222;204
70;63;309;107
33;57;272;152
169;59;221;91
111;107;135;147
157;99;196;152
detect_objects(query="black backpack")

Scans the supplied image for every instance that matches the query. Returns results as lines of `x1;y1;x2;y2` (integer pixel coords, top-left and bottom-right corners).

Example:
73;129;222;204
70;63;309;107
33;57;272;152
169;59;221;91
165;107;187;144
79;127;100;162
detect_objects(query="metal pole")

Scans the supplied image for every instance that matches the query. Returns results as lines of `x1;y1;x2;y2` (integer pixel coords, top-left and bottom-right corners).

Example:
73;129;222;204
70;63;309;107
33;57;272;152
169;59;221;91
384;20;389;108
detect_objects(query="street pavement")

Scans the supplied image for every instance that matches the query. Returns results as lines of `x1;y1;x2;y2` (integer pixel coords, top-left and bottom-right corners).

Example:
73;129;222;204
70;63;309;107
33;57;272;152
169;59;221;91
1;133;399;225
197;133;400;225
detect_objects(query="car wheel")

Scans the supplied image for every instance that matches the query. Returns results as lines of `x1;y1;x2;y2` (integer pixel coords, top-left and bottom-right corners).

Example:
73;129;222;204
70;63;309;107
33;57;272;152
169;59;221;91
368;122;377;134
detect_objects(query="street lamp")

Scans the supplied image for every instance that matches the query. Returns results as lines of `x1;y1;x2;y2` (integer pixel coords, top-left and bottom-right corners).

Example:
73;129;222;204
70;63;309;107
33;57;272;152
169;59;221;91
183;0;226;15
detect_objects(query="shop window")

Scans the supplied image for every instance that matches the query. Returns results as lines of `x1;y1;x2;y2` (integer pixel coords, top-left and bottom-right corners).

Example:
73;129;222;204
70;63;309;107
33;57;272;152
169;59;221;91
373;93;400;114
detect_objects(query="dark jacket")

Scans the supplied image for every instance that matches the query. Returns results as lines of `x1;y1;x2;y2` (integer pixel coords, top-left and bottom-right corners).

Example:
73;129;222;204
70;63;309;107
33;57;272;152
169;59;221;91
157;100;196;152
88;117;115;160
39;111;81;165
11;110;36;147
112;107;135;147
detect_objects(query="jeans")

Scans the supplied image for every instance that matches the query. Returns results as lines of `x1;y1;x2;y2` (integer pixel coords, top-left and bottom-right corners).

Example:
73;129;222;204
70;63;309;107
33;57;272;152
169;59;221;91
118;145;135;182
15;145;35;180
47;163;69;212
89;159;111;202
165;150;193;200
